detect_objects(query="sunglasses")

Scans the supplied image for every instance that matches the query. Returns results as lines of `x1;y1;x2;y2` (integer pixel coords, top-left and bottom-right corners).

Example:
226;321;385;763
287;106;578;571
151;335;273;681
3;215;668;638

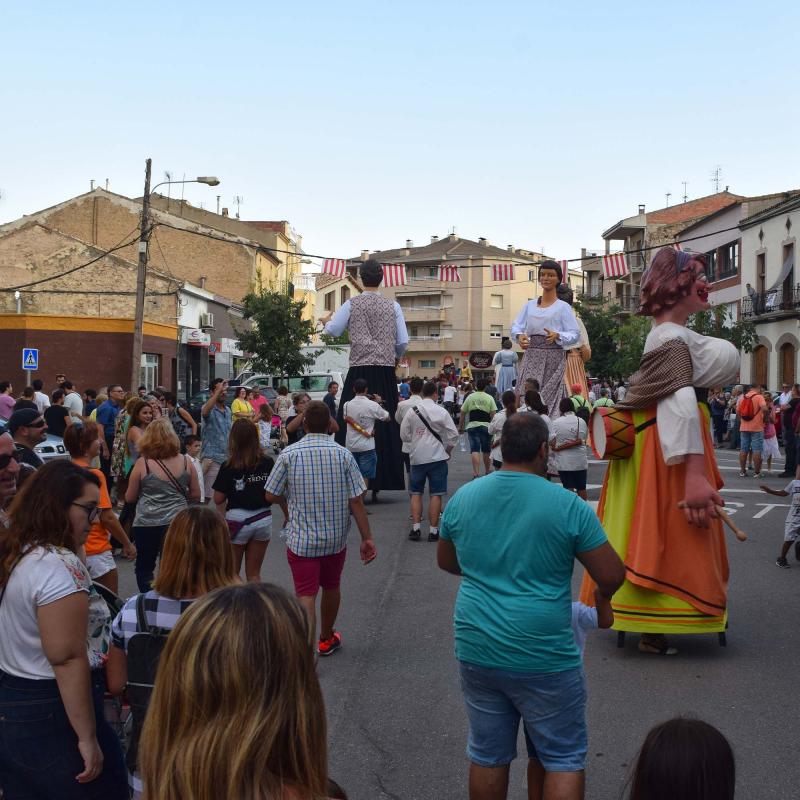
0;450;22;470
72;502;101;523
26;419;46;428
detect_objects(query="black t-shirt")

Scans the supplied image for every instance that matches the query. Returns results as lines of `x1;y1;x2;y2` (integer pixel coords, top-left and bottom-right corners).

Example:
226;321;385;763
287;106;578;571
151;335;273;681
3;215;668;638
44;405;70;437
286;413;305;445
212;456;274;510
15;443;43;469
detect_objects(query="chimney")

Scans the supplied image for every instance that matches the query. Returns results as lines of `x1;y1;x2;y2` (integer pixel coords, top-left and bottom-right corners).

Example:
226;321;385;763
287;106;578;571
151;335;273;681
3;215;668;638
360;249;369;260
448;232;457;241
431;235;439;243
90;179;95;190
638;204;646;215
478;237;489;247
199;276;207;289
222;207;229;217
406;239;414;248
507;244;514;252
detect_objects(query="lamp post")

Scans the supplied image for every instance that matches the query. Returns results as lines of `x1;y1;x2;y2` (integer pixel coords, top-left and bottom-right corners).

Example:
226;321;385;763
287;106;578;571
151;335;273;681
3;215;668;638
129;162;220;391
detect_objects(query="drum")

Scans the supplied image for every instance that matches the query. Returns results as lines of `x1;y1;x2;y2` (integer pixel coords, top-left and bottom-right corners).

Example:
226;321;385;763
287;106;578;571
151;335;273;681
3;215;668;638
591;407;635;460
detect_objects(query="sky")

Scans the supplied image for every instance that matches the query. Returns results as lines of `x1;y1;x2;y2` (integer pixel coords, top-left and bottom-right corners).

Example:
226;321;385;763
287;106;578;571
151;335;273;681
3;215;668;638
2;1;799;266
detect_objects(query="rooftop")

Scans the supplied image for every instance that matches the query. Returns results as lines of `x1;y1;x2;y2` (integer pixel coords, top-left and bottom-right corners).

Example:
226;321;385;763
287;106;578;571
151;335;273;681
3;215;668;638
348;235;546;264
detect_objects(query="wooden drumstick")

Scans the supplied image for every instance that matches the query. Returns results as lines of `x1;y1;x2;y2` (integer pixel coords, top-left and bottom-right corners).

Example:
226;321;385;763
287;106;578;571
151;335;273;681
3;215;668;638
677;502;748;541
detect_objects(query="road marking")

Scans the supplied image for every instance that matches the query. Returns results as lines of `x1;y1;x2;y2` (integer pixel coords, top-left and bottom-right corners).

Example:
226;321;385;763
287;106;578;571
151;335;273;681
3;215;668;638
753;502;791;519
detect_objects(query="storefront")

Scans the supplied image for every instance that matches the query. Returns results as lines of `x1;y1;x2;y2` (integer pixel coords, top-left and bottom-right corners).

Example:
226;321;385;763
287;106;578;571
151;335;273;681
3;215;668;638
178;327;211;400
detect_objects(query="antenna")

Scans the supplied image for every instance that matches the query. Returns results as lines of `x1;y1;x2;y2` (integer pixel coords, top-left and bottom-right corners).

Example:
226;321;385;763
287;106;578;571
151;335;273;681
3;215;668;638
711;165;722;193
164;171;173;208
665;192;672;207
216;195;221;214
682;181;688;203
233;195;243;219
105;178;109;190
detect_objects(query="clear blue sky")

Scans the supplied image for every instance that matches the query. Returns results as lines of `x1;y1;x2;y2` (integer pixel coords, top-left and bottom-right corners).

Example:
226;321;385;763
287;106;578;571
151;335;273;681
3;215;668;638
2;1;798;264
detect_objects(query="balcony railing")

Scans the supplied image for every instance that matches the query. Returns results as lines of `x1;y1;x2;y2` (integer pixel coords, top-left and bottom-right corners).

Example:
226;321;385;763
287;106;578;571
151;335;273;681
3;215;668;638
742;286;800;318
401;307;448;322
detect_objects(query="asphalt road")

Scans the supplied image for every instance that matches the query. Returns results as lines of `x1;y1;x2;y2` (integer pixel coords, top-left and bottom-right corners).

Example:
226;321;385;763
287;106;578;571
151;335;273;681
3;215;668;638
117;444;800;799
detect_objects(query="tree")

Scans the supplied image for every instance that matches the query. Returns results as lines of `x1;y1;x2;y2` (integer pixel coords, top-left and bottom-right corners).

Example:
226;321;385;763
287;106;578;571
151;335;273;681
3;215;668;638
574;297;622;380
236;290;319;376
612;315;651;380
687;306;758;353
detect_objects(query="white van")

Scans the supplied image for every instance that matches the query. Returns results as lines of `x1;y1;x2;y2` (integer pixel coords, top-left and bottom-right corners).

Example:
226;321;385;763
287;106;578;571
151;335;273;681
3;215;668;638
241;372;344;403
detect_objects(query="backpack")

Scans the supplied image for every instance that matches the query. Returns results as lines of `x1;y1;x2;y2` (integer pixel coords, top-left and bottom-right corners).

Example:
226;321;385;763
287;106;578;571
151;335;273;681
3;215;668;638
738;392;756;422
125;593;172;772
573;396;591;424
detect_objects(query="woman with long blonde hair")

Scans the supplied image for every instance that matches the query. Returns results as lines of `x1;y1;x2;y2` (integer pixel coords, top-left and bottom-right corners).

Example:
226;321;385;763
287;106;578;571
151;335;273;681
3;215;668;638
106;505;238;799
139;583;338;800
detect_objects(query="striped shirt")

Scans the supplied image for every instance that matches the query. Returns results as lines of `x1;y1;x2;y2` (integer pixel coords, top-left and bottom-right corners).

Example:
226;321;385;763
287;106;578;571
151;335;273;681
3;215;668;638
264;433;366;558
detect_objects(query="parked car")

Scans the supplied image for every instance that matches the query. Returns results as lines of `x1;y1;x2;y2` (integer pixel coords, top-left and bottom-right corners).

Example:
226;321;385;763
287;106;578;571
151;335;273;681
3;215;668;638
240;373;343;403
34;433;70;462
185;385;278;424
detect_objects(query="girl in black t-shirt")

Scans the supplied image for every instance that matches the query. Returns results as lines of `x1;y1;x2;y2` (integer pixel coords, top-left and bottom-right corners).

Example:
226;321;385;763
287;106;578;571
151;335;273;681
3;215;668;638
212;419;282;582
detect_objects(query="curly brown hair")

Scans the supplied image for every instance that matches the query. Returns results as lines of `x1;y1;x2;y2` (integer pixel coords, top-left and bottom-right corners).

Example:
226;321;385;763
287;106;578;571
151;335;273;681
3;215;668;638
637;248;707;317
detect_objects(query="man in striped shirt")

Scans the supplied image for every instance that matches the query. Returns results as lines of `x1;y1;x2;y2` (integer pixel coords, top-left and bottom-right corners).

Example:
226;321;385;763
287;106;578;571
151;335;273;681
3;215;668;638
265;401;377;657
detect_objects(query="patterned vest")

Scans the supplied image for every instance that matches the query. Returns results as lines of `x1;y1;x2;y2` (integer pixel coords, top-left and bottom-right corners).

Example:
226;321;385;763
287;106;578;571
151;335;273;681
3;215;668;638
348;292;397;367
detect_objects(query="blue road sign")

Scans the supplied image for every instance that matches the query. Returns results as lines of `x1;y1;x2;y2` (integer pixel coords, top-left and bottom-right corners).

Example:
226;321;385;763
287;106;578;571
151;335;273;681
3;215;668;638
22;348;38;371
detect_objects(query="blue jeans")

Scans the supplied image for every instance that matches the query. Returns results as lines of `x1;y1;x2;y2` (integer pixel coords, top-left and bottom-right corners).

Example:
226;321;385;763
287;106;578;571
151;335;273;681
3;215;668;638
352;449;378;480
0;669;127;799
740;430;764;454
459;661;587;772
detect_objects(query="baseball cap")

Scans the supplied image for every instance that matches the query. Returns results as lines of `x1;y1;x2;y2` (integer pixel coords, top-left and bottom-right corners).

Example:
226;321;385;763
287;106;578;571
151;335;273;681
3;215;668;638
8;408;43;435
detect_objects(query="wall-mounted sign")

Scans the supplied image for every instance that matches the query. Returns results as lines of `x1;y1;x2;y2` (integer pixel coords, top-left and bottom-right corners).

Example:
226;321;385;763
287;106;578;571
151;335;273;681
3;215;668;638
181;328;211;347
208;341;220;355
469;351;493;369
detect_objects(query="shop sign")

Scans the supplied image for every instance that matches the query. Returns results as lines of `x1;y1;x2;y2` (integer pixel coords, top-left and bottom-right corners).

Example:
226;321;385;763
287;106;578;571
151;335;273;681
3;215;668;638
468;351;493;369
181;328;211;347
208;341;220;355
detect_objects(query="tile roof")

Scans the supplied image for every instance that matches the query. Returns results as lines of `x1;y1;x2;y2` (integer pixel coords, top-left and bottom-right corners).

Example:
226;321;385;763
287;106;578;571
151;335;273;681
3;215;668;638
348;236;544;264
645;191;743;224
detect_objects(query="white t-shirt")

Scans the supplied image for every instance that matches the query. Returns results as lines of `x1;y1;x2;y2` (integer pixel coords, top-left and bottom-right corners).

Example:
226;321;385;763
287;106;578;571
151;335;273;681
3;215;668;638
488;408;508;463
343;395;390;453
190;455;205;503
63;390;83;420
443;385;457;404
34;391;51;414
550;414;589;472
0;547;94;679
571;601;598;656
399;398;459;466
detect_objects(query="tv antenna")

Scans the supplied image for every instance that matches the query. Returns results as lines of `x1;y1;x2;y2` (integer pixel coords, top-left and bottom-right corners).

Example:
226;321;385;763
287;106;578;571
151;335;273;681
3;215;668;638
711;165;722;193
164;171;173;207
665;192;672;207
233;195;243;219
682;181;688;203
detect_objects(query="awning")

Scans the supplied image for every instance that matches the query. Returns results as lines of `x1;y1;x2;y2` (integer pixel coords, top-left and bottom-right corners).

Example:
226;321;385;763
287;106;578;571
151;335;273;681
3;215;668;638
770;251;795;291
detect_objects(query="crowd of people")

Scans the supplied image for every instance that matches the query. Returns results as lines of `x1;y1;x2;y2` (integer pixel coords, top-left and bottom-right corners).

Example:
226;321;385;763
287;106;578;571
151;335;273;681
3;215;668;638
0;251;754;799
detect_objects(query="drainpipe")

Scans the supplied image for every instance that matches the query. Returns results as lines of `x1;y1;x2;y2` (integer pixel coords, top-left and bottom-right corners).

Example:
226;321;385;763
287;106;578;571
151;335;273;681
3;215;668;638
14;291;21;314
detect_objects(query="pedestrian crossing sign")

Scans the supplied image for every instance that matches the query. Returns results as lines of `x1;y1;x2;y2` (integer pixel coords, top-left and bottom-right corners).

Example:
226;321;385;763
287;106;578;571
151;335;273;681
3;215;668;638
22;348;38;370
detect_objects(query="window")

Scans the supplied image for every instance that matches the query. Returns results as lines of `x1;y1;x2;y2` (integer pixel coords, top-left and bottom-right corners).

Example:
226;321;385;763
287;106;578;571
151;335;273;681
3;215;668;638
490;325;503;338
705;250;717;279
490;294;503;309
324;291;334;311
419;359;436;369
718;244;738;279
340;286;350;305
409;325;418;337
528;270;536;281
140;354;159;391
412;266;437;280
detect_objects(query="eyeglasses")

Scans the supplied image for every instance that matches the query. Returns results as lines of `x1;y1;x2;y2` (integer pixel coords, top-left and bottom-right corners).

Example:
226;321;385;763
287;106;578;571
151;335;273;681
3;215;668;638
0;450;21;470
72;502;101;523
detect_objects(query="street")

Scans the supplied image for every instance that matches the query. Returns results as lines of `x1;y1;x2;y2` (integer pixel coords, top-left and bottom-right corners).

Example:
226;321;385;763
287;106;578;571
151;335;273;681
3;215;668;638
117;446;800;799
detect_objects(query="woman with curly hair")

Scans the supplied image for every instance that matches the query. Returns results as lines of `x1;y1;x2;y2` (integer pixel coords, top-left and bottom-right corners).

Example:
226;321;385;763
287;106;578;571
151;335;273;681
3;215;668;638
580;247;739;655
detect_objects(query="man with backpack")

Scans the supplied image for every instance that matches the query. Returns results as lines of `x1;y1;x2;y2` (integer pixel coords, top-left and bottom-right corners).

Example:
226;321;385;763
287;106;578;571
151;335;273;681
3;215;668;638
737;384;766;478
569;383;593;425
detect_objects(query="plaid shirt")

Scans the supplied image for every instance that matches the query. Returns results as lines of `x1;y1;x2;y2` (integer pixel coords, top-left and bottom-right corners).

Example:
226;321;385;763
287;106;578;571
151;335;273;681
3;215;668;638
110;590;195;652
264;433;366;557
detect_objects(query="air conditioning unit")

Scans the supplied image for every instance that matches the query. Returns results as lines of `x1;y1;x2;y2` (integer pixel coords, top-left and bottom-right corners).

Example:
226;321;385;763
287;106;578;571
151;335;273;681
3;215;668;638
199;312;215;329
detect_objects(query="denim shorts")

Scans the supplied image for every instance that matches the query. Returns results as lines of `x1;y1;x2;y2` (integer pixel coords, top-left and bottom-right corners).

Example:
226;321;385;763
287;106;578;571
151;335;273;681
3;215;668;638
458;661;587;772
467;427;492;454
353;449;378;479
409;459;448;496
740;430;764;454
559;469;587;491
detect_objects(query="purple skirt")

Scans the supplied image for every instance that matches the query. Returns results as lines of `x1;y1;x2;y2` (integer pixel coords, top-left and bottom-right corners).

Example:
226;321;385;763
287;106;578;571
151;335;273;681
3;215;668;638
516;335;567;418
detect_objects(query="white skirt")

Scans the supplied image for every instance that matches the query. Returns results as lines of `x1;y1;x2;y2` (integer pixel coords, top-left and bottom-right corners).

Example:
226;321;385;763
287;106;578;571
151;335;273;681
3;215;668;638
763;436;780;459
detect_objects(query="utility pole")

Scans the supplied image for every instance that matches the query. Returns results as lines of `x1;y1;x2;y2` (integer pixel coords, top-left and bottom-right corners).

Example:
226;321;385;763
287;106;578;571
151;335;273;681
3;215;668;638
130;158;152;392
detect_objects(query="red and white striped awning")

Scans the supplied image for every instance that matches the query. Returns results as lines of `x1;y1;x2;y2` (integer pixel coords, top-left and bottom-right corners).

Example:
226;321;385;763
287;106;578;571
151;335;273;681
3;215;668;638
602;253;629;279
382;263;407;287
322;258;346;278
438;264;461;282
491;263;515;281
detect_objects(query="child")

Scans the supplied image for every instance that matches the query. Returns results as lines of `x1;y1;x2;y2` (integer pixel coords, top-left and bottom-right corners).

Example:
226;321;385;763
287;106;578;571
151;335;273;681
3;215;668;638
760;468;800;567
184;434;205;504
762;392;779;474
571;587;614;656
257;403;273;454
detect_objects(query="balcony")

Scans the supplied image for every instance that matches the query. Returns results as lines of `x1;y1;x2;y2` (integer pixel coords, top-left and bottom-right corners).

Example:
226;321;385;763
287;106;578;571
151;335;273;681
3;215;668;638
407;333;454;351
742;286;800;319
401;306;448;322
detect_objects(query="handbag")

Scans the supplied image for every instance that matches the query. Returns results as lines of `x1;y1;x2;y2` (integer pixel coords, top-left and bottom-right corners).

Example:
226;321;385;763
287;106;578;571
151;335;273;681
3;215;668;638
227;509;272;539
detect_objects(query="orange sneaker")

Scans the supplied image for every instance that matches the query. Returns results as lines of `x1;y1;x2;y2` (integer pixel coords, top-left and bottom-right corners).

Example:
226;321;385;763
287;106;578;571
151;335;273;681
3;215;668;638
318;631;342;657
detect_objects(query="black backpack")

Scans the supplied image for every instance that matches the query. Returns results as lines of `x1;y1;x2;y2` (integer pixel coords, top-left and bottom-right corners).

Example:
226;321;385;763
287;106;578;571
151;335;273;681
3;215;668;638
573;396;591;424
125;593;172;772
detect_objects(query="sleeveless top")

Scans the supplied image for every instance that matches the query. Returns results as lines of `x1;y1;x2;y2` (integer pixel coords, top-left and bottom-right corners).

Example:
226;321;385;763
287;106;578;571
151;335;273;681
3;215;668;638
348;293;397;368
133;457;191;527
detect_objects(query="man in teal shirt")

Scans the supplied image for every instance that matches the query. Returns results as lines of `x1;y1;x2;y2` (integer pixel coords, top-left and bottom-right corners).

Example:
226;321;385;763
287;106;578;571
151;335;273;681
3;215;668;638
438;413;624;800
458;378;496;479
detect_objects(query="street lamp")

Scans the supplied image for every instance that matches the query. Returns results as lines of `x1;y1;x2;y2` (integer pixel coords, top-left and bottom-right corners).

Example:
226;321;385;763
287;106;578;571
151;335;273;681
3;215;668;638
130;159;220;391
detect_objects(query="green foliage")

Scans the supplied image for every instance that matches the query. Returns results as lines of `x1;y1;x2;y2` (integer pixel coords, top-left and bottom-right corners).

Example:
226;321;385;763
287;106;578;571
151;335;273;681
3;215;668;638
320;330;350;346
687;306;759;353
236;290;319;377
574;297;622;380
612;315;651;380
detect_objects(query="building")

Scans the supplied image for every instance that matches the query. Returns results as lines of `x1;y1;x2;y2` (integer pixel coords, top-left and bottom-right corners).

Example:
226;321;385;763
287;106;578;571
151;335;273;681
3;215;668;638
314;271;363;341
739;194;800;387
675;191;799;325
585;191;744;312
345;235;553;379
0;221;178;391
